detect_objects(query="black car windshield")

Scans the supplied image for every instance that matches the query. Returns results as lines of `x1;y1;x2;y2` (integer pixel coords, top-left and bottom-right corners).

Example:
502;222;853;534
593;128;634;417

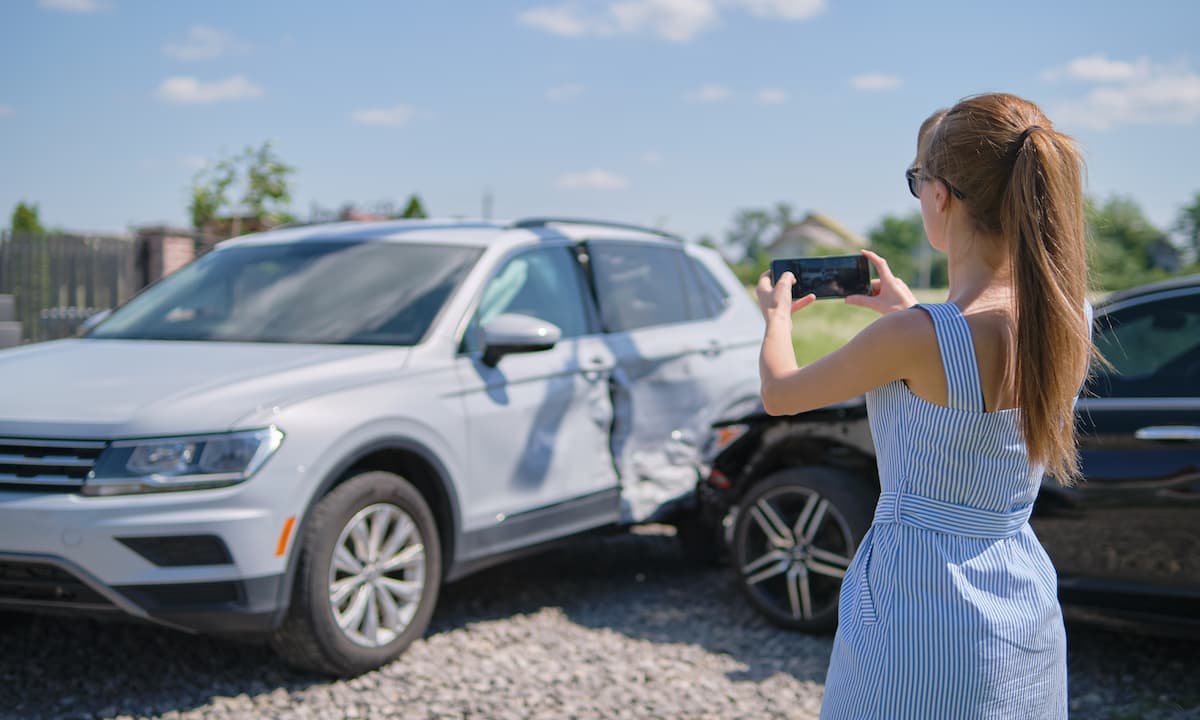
89;241;480;345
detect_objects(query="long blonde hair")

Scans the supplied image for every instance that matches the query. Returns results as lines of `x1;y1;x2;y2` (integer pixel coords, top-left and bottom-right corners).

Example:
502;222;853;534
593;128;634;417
919;93;1093;484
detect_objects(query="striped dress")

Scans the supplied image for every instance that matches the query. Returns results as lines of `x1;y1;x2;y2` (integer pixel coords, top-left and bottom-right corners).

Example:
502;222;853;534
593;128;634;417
820;302;1068;720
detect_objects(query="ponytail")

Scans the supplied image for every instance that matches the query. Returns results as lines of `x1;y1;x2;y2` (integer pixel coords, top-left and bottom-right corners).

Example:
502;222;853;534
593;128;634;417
1001;126;1091;484
920;94;1095;485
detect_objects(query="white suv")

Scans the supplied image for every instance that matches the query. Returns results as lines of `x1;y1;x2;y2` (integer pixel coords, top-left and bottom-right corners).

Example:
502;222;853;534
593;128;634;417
0;218;763;675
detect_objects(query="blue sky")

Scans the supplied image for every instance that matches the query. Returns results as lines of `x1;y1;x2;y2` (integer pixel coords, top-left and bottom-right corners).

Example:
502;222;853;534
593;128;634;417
2;0;1198;246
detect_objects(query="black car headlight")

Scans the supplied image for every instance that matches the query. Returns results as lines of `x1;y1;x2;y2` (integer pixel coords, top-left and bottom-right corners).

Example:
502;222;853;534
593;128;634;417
83;427;284;496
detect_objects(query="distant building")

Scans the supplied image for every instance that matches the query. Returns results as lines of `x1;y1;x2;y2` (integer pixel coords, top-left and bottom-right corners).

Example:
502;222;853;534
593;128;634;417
201;214;279;250
763;212;867;257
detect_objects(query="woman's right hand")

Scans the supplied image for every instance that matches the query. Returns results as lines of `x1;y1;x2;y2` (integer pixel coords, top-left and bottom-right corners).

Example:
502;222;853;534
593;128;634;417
845;250;918;315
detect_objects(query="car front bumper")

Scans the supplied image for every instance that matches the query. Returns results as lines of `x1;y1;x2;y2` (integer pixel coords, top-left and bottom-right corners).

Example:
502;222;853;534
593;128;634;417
0;474;306;636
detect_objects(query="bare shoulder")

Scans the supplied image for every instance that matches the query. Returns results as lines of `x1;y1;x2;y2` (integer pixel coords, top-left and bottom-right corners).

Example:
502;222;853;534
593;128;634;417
864;306;937;341
856;307;941;380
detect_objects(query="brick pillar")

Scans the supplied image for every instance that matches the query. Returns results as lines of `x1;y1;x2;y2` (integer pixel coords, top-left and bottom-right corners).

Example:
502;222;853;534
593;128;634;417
135;226;197;289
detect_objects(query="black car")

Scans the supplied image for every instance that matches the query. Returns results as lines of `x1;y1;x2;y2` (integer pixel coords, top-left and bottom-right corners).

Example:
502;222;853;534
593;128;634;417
690;274;1200;634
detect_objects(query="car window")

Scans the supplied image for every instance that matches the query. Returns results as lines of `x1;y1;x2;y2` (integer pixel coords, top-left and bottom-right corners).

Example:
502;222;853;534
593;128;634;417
685;255;730;320
589;243;690;331
1089;291;1200;398
89;242;480;345
463;246;591;353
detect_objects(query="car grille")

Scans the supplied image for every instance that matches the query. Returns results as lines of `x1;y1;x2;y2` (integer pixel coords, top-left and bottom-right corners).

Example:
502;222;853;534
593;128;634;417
0;560;114;608
0;437;107;492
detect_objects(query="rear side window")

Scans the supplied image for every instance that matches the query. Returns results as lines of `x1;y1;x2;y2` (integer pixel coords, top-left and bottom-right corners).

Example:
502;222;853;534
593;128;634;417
589;243;690;331
1089;291;1200;398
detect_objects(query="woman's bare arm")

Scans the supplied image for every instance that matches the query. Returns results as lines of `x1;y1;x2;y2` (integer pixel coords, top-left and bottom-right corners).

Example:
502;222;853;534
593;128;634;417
756;253;927;416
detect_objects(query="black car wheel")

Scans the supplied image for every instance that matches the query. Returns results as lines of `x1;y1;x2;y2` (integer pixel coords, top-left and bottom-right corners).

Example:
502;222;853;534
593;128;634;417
731;466;873;631
271;470;442;676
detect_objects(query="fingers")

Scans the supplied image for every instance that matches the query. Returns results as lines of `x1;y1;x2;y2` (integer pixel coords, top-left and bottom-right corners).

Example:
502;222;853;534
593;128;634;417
774;271;795;299
791;294;816;313
860;249;894;280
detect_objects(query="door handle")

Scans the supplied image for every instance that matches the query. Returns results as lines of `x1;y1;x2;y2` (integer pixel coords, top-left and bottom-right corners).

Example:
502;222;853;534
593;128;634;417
700;340;722;357
583;356;612;382
1134;426;1200;441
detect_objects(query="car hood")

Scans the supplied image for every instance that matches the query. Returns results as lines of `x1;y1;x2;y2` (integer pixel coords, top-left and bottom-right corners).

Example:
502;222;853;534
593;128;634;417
0;339;411;438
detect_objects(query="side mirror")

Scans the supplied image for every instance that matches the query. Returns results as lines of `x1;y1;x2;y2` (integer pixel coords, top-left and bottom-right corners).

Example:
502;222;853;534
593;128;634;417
480;313;561;367
77;309;112;336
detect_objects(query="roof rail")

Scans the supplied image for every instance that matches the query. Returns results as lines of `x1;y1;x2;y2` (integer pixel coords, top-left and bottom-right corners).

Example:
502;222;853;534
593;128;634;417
510;217;681;241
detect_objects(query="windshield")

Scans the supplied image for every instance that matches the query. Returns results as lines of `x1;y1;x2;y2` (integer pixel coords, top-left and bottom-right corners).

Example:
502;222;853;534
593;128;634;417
89;241;481;345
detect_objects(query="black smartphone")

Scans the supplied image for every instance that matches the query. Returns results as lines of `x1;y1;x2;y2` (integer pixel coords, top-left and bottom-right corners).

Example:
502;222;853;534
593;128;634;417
770;255;871;299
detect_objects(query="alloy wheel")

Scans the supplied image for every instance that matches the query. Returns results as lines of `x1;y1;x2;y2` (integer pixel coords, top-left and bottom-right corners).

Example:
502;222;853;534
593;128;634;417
737;485;854;623
327;503;426;648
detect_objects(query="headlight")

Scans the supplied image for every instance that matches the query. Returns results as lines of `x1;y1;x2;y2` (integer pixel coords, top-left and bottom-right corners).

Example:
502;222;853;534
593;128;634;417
83;427;284;496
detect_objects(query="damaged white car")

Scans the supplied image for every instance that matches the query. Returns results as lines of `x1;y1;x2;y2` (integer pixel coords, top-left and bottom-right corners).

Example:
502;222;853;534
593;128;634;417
0;217;763;675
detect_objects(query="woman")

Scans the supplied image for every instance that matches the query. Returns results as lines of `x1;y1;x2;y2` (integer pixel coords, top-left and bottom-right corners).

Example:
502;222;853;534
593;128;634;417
757;93;1094;719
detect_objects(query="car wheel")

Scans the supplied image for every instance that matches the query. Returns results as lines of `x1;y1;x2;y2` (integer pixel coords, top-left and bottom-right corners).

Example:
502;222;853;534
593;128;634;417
270;470;441;676
731;466;872;632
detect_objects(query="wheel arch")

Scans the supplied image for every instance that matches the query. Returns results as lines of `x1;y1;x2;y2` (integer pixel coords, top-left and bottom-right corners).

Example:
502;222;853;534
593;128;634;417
272;436;461;623
735;423;879;503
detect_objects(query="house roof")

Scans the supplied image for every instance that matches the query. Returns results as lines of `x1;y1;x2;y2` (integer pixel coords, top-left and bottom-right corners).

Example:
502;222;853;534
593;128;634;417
766;211;867;254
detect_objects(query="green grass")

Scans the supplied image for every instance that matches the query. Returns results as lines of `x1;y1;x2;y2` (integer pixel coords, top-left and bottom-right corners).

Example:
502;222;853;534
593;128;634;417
747;288;949;366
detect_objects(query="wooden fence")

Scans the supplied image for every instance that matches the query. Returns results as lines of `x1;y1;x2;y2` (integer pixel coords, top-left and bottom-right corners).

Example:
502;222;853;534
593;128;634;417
0;231;139;343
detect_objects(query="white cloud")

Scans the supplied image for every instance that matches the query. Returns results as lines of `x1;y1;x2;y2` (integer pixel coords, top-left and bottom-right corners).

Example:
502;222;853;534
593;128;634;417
546;83;585;101
687;84;731;102
850;73;902;91
1043;54;1152;83
1045;55;1200;130
0;105;13;118
163;25;249;61
557;169;629;190
157;75;263;104
38;0;108;13
731;0;824;20
611;0;719;43
520;0;818;43
351;104;414;128
519;5;594;36
757;88;788;104
643;150;663;164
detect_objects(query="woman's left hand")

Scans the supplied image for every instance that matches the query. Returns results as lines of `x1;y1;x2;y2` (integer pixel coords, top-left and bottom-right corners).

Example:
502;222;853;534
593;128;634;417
756;270;816;321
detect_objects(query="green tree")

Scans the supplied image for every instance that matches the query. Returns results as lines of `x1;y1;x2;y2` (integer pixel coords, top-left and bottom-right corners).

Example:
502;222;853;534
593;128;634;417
725;208;774;263
400;194;428;219
242;142;294;223
867;212;946;287
189;158;236;232
10;202;44;235
189;141;295;237
1088;195;1176;289
1173;191;1200;265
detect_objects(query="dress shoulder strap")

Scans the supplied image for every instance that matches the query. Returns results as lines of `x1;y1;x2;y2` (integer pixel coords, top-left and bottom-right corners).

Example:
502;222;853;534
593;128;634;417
914;303;985;412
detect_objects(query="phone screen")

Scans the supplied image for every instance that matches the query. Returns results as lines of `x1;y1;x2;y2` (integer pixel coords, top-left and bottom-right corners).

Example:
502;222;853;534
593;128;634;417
770;255;871;299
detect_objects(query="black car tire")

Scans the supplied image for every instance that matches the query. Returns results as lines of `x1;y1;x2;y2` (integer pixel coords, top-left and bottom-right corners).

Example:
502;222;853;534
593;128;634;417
270;471;442;676
731;466;873;632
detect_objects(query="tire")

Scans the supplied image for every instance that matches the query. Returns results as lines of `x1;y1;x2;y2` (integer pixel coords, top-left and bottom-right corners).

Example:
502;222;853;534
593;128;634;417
731;466;873;632
270;470;442;676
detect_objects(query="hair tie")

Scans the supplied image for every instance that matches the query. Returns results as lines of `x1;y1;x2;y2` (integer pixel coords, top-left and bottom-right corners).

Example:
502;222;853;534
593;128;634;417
1016;125;1042;152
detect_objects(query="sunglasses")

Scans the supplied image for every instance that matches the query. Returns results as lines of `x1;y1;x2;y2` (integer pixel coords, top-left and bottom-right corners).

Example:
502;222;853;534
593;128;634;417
906;166;966;200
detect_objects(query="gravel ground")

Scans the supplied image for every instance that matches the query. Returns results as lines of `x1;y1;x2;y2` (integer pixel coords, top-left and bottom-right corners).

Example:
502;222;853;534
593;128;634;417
1;526;1197;720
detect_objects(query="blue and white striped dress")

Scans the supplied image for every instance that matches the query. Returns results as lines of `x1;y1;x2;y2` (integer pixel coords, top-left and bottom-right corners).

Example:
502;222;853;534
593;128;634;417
820;303;1068;720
